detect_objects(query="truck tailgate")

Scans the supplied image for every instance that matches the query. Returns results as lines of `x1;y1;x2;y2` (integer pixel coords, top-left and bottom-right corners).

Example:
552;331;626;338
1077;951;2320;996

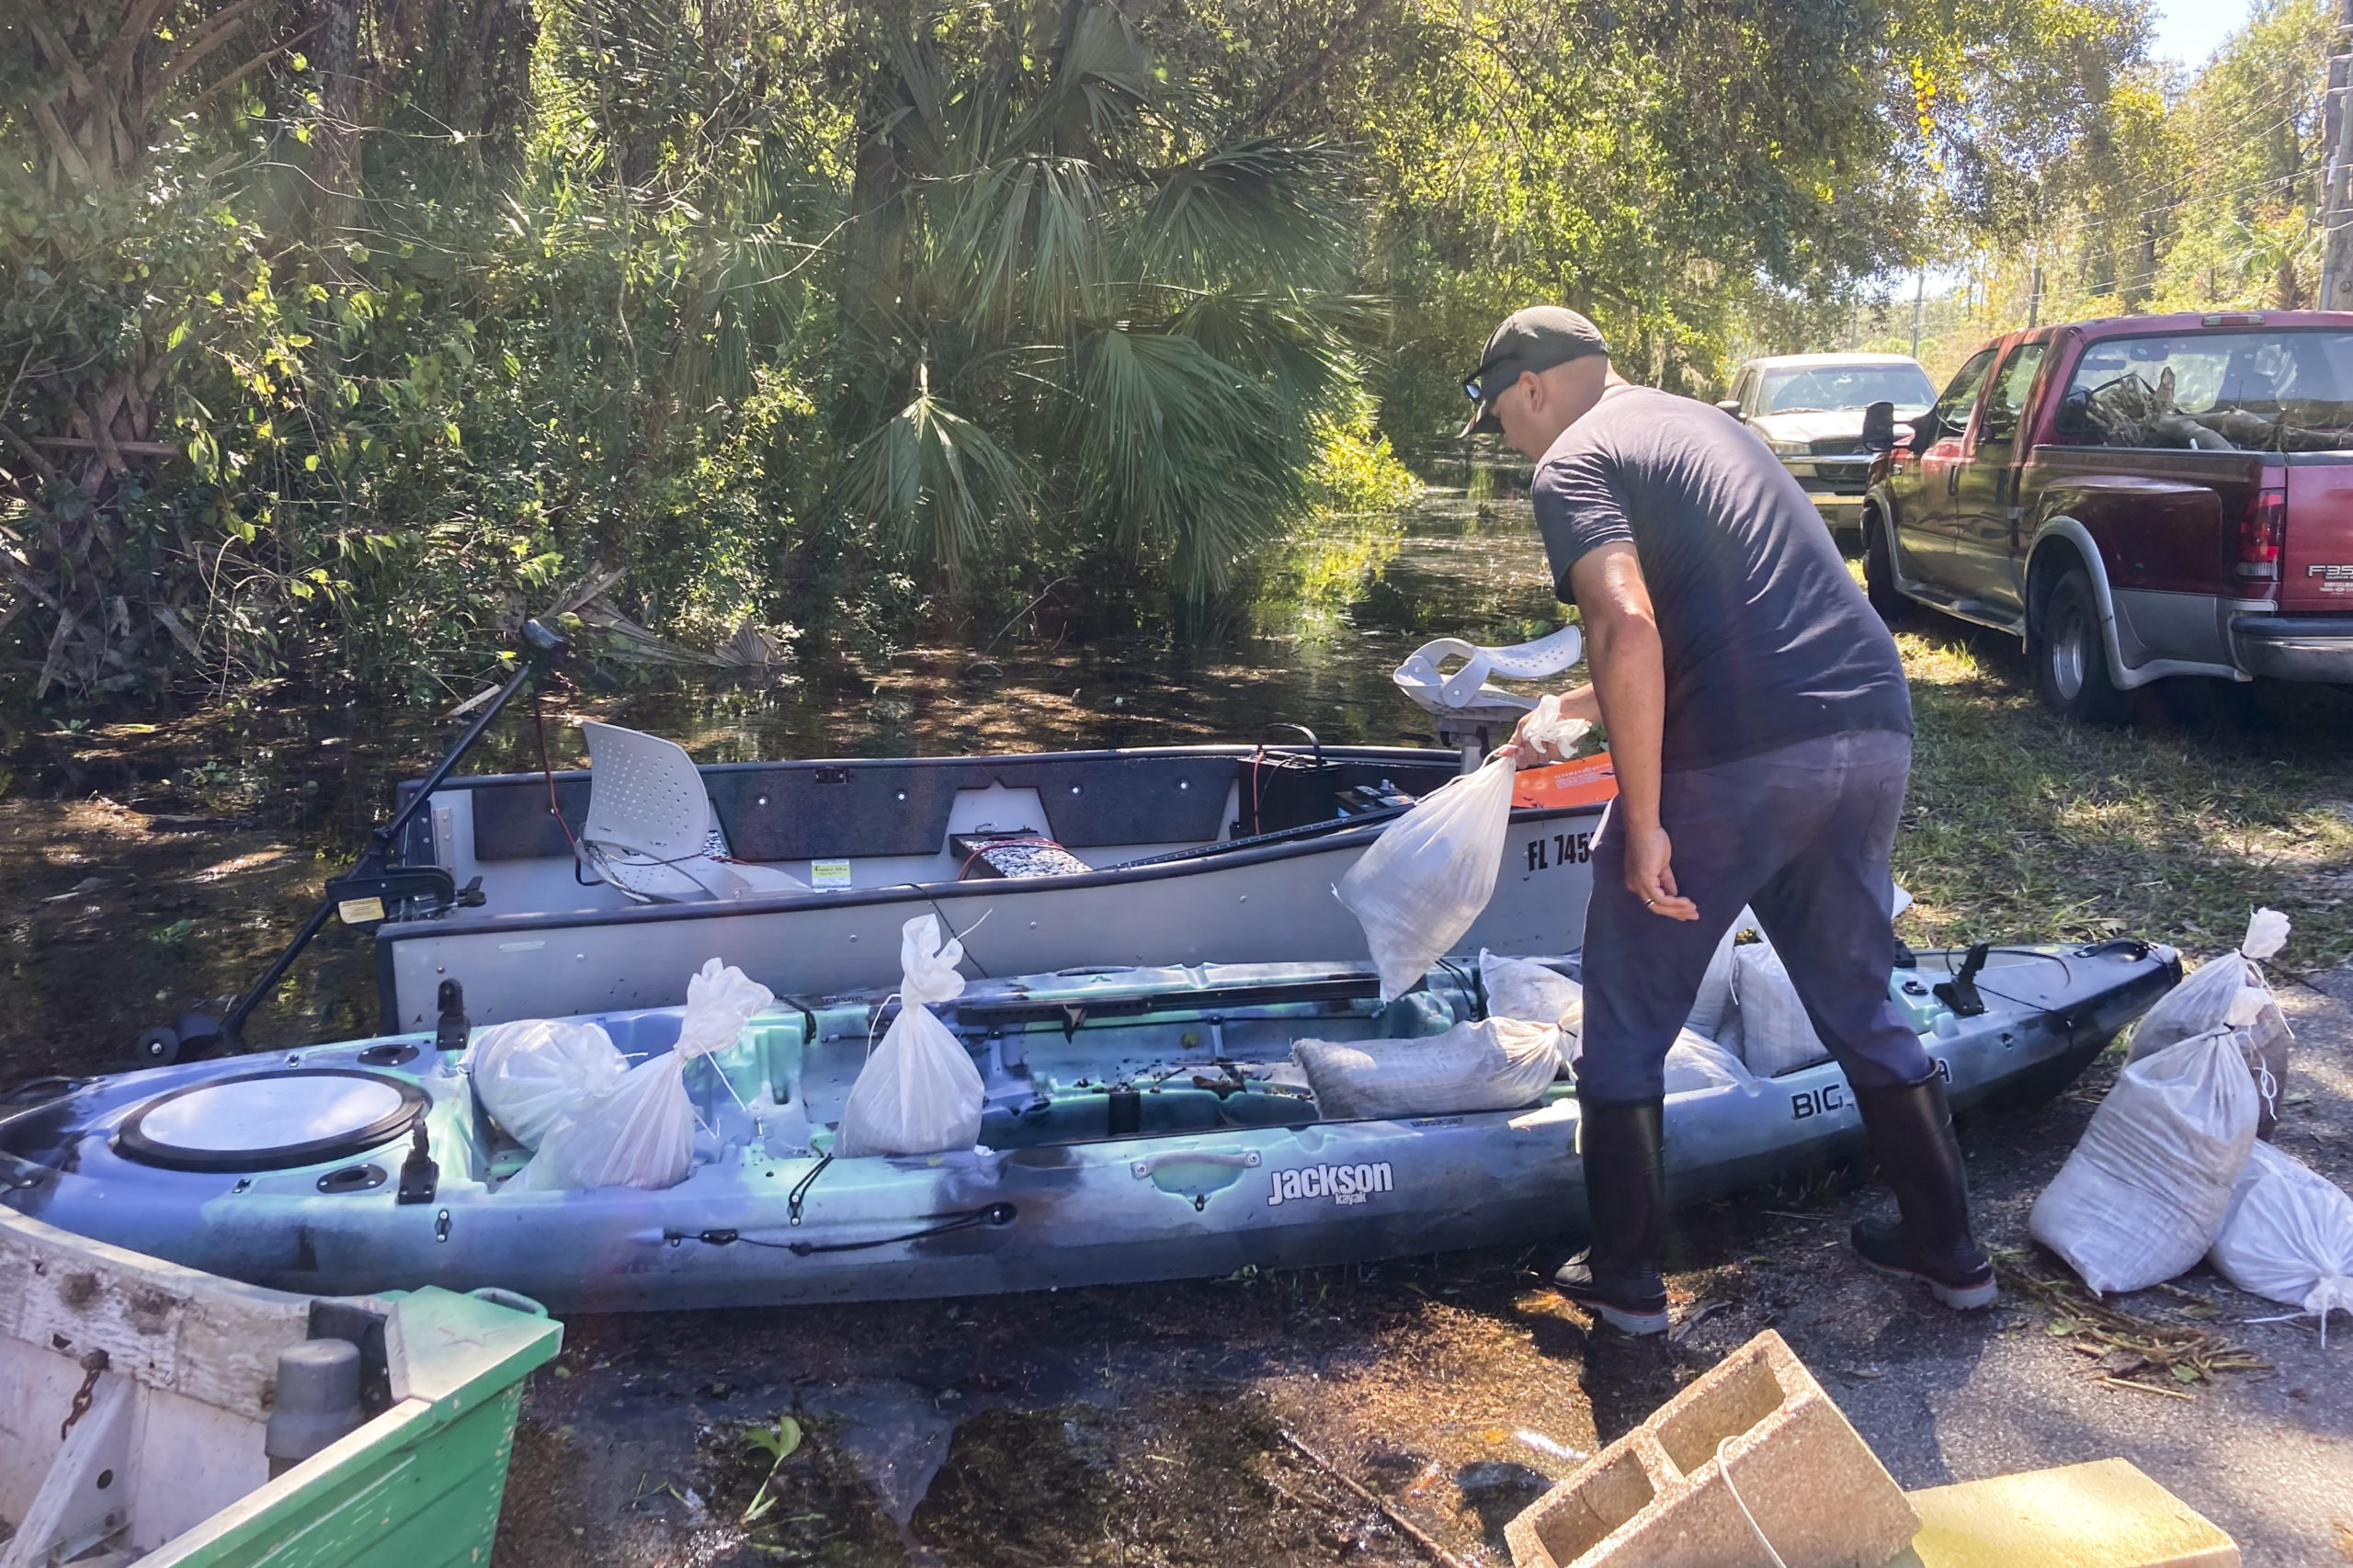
2284;460;2353;609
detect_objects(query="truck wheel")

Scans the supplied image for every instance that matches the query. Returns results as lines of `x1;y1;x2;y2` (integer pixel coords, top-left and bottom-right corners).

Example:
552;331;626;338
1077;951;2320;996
1863;517;1910;623
2033;570;2128;723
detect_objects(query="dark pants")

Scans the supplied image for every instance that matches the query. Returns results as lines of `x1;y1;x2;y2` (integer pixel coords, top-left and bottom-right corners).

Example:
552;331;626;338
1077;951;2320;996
1576;729;1932;1104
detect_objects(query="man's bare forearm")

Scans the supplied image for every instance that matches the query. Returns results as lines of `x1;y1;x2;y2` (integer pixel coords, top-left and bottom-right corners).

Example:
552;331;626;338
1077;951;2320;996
1586;620;1667;830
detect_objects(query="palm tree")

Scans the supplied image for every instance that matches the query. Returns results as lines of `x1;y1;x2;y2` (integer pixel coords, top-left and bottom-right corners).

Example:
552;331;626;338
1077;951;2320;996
828;0;1367;603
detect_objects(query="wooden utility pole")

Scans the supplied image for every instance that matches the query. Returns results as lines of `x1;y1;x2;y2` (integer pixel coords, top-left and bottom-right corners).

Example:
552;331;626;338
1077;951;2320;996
2320;0;2353;310
1910;267;1926;358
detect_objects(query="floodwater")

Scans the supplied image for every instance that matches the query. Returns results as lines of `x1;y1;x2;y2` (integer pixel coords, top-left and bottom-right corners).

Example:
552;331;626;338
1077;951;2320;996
0;484;1561;1083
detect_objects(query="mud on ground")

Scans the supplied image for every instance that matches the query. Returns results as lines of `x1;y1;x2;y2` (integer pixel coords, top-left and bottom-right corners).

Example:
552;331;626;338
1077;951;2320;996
491;971;2353;1568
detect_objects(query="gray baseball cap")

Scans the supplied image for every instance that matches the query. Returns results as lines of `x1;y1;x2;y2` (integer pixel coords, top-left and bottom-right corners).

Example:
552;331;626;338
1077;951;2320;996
1459;306;1611;437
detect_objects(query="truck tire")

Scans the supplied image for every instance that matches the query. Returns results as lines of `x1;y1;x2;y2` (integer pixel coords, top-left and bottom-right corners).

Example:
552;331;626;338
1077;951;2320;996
2032;569;2129;724
1863;514;1910;624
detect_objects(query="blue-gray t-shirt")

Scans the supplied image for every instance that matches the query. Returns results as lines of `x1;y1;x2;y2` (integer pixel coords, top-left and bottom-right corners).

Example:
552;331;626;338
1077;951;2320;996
1530;385;1912;771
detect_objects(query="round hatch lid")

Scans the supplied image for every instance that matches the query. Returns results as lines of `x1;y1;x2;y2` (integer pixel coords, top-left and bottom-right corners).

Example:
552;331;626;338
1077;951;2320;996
117;1069;428;1173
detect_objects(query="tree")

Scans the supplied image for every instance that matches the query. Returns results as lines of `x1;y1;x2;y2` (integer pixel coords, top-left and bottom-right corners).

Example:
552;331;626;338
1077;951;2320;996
819;0;1367;602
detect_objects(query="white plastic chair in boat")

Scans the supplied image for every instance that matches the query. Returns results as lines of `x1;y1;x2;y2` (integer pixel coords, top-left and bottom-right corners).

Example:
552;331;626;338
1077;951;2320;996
1392;625;1584;756
579;721;807;903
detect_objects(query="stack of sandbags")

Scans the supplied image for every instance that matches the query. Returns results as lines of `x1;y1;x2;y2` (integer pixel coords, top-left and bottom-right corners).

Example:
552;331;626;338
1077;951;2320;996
2126;908;2292;1137
2029;909;2304;1298
2029;1021;2261;1295
1480;951;1754;1096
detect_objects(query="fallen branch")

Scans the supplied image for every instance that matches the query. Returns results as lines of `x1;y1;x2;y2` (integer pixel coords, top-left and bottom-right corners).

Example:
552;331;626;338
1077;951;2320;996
1995;1249;2267;1387
1276;1428;1472;1568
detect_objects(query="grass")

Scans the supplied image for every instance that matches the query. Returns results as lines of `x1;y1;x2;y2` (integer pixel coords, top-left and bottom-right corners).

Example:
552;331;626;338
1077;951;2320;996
1891;618;2353;972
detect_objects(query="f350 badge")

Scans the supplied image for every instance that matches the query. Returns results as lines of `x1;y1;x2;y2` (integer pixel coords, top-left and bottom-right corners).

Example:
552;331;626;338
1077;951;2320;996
2310;563;2353;594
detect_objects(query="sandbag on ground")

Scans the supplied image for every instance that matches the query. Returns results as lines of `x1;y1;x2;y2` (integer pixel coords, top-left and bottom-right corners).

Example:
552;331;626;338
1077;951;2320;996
2207;1142;2353;1344
2029;1022;2259;1295
2128;907;2291;1138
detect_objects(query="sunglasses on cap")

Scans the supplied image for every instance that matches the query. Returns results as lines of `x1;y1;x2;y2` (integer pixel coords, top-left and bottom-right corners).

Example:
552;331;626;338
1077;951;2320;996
1459;353;1534;403
1461;356;1518;403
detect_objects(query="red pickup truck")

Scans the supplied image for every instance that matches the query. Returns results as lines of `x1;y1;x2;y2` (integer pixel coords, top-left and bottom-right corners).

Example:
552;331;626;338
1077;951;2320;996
1860;311;2353;720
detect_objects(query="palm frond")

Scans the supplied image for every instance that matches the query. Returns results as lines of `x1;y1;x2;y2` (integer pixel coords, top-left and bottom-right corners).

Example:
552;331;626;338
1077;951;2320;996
1055;5;1154;138
840;382;1032;588
1167;290;1370;415
1072;326;1304;597
939;155;1111;333
1135;140;1357;290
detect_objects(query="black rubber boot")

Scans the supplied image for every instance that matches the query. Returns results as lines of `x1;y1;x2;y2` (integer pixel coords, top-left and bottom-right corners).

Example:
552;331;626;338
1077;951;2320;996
1553;1096;1670;1335
1851;1074;1998;1310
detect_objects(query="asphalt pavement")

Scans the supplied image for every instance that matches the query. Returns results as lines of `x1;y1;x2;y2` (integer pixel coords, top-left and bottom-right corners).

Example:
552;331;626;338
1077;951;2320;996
1739;963;2353;1568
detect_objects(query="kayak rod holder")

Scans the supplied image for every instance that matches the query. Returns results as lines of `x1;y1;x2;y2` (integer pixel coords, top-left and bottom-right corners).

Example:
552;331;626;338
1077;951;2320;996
137;620;570;1065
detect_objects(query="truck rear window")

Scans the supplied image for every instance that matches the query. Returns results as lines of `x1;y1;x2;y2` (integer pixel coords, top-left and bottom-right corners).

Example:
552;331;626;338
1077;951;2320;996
2059;329;2353;451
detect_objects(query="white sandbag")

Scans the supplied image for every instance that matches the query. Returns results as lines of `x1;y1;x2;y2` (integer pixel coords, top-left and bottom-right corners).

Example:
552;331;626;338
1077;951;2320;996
2206;1142;2353;1344
1730;940;1831;1078
1660;1032;1756;1096
1294;1017;1561;1119
2127;908;2290;1133
1518;963;1756;1096
525;959;776;1190
2028;1023;2259;1295
1336;756;1517;1002
1481;950;1581;1029
1685;908;1757;1040
462;1018;626;1148
834;915;987;1157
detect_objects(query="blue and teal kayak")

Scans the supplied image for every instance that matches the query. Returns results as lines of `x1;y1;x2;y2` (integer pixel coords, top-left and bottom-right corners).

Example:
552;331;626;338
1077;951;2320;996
2;941;2175;1312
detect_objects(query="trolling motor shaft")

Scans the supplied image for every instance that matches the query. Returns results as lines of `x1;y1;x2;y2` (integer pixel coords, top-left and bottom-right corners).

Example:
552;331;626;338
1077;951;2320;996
135;620;569;1066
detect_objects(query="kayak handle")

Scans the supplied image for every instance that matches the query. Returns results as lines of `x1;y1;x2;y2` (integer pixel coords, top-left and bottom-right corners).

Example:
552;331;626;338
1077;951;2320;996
468;1286;550;1318
1130;1150;1261;1179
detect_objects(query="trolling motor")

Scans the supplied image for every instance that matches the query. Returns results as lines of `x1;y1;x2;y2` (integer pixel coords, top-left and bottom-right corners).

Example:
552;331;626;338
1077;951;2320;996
135;620;570;1066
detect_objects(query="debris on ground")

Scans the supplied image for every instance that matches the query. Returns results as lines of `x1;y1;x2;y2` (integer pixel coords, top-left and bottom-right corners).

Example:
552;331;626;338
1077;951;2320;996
1995;1249;2268;1394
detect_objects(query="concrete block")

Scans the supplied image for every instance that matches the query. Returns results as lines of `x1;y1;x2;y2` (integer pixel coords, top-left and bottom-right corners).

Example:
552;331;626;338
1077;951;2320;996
1505;1329;1918;1568
1892;1459;2238;1568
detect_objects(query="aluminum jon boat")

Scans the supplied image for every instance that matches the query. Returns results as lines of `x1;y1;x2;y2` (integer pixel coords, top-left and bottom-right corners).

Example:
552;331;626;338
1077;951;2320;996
323;626;1606;1036
4;940;2177;1313
367;735;1617;1033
